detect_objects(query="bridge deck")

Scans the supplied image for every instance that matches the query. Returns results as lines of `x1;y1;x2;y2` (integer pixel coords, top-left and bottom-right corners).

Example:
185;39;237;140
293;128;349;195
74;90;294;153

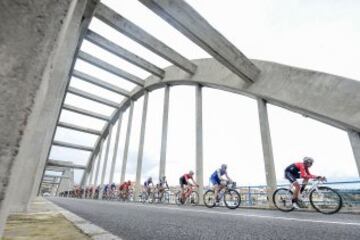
50;197;360;240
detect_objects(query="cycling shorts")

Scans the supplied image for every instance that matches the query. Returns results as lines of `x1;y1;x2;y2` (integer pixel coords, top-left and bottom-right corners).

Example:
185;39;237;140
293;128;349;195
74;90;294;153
179;176;188;188
285;170;300;183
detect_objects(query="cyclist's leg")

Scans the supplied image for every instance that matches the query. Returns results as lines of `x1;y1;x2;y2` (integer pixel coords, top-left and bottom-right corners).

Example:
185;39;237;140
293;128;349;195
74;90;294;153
285;171;300;202
300;178;309;193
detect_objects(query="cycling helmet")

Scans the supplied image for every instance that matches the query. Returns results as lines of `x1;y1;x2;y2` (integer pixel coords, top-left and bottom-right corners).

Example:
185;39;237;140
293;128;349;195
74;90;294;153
221;164;227;170
189;170;194;175
127;180;131;184
161;176;166;180
148;177;152;181
303;157;314;165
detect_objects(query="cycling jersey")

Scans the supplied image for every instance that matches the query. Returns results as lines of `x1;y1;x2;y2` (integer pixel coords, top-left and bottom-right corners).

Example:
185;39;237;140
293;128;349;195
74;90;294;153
104;184;109;192
159;178;168;188
210;168;226;185
285;162;317;183
144;179;153;187
119;182;130;191
110;183;116;190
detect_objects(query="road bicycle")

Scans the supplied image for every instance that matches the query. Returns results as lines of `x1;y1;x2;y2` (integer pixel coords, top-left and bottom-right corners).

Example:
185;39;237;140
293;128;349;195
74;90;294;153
203;181;241;209
118;189;133;202
140;188;155;203
152;187;170;204
175;185;200;206
272;178;343;214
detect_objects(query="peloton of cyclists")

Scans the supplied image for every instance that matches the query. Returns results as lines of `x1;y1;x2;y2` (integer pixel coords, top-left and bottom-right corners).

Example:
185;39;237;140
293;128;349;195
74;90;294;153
210;164;232;205
179;170;199;204
284;156;326;208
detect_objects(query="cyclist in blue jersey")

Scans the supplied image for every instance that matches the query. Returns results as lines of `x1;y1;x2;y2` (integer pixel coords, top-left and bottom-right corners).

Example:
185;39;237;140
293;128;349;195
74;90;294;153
210;164;232;204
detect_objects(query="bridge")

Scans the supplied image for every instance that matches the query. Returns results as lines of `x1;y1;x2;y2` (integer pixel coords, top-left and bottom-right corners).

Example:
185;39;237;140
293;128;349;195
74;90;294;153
1;0;360;239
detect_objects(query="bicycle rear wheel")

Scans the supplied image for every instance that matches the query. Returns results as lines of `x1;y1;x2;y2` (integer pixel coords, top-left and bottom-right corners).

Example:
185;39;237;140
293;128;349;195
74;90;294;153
203;190;216;208
309;186;342;214
224;190;241;209
175;191;182;205
188;191;200;206
273;188;294;212
160;191;170;204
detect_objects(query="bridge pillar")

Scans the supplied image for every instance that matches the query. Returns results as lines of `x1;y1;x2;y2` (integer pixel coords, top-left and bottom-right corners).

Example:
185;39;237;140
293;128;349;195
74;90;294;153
348;130;360;176
109;113;123;184
159;85;170;179
99;124;113;199
195;85;204;203
93;140;104;198
0;0;97;236
135;92;149;200
257;99;277;207
120;101;135;183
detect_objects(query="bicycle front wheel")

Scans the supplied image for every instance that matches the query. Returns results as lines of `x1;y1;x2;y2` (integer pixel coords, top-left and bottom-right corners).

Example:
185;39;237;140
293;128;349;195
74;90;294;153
309;186;342;214
160;191;170;204
175;191;182;206
203;190;216;208
224;190;241;209
273;188;294;212
188;191;200;206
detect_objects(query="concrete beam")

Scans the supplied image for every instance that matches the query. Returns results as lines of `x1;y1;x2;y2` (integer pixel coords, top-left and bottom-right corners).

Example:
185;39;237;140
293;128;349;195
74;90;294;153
93;140;104;197
257;98;277;206
0;0;98;233
73;70;131;97
195;85;204;203
78;51;144;86
44;175;69;179
63;103;111;121
52;140;94;152
139;0;260;83
68;86;119;108
109;113;123;183
348;130;360;177
95;3;197;74
99;124;113;199
57;121;101;135
86;30;165;78
159;85;170;178
120;101;135;183
135;91;149;200
47;159;87;170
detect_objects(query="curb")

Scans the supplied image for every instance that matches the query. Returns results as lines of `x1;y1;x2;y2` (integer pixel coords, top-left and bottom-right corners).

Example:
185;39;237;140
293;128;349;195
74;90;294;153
45;198;122;240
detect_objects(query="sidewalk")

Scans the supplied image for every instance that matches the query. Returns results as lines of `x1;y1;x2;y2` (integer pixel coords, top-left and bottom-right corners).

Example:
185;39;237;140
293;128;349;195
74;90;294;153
2;197;120;240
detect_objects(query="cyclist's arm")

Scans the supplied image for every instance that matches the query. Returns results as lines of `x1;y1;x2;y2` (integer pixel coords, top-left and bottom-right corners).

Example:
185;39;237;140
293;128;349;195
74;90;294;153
297;163;317;179
224;172;231;181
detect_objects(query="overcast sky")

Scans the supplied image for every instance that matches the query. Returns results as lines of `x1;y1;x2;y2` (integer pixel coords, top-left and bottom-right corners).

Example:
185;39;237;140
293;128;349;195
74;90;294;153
49;0;360;187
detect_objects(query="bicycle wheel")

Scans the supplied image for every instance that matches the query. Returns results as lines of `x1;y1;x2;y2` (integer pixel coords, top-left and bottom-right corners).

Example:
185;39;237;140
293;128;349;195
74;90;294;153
273;188;294;212
175;191;182;205
188;191;200;206
160;191;170;204
140;192;147;203
203;190;216;208
309;186;342;214
224;189;241;209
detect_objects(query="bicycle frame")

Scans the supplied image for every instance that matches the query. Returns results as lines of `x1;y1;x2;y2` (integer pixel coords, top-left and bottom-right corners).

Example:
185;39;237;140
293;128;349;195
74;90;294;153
290;179;323;201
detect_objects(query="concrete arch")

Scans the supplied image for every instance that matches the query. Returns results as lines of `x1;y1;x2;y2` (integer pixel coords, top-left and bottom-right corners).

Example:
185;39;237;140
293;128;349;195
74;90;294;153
83;57;360;183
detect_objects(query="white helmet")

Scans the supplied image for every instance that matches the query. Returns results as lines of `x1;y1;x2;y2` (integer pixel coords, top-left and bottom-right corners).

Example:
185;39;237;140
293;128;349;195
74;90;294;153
221;164;227;170
189;170;194;175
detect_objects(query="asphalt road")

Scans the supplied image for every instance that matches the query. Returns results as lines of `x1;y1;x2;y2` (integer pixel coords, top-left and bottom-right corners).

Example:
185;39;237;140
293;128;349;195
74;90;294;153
50;198;360;240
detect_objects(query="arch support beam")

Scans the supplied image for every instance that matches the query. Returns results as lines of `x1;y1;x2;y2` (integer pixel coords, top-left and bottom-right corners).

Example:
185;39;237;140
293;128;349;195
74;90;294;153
99;124;113;199
195;85;204;203
257;99;277;206
139;0;260;83
135;91;149;200
348;130;360;177
159;86;170;178
109;113;123;184
120;101;135;183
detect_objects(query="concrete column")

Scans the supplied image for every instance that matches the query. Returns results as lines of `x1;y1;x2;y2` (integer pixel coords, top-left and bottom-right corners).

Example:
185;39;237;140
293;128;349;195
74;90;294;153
348;130;360;176
109;113;123;184
120;101;135;183
257;98;277;206
195;85;204;203
135;92;149;200
0;0;97;235
159;85;170;178
92;140;104;198
98;125;113;199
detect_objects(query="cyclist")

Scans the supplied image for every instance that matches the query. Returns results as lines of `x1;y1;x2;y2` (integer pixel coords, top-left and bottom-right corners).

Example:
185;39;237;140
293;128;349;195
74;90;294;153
119;180;132;199
103;184;110;198
144;177;154;196
285;157;325;208
157;176;169;199
179;170;199;203
210;164;232;204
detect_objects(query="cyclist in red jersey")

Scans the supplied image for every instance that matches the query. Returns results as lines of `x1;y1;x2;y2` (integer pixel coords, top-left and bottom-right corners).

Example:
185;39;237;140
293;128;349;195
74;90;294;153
285;157;325;208
119;180;132;199
179;170;199;203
